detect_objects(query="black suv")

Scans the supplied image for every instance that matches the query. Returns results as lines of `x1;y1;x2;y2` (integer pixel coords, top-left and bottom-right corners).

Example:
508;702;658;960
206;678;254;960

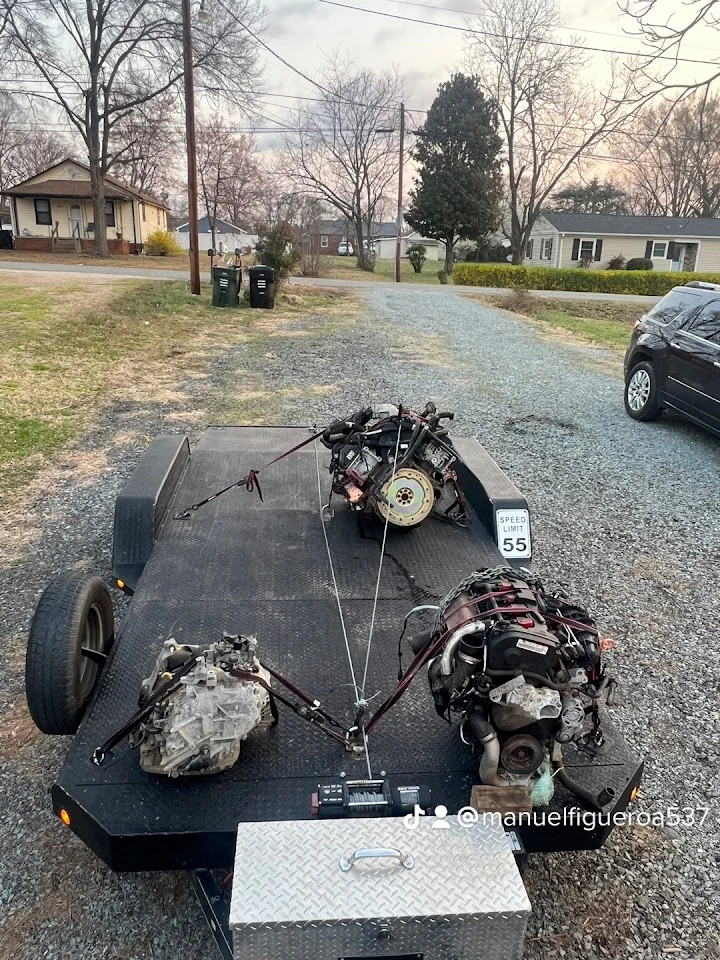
624;281;720;437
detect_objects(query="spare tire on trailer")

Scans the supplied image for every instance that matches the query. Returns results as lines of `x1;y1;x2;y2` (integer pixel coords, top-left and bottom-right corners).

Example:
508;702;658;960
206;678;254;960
26;572;115;735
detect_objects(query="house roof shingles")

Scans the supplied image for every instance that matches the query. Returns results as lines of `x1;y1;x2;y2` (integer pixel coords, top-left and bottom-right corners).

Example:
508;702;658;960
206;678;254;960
177;215;248;234
543;211;720;238
5;158;169;209
315;219;398;237
6;180;130;201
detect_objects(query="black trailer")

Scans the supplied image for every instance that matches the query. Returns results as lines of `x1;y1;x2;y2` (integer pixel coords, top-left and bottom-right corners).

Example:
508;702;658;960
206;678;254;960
29;426;642;957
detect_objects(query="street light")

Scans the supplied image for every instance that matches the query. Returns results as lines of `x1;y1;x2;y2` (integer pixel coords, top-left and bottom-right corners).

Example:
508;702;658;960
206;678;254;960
181;0;204;295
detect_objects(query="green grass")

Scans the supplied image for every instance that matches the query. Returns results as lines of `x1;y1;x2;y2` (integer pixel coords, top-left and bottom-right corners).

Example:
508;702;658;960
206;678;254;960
533;310;633;351
307;255;448;284
476;292;642;354
0;413;71;463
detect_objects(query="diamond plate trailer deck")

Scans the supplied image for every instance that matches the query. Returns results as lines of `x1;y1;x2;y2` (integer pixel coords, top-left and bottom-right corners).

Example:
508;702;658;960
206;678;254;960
51;426;642;874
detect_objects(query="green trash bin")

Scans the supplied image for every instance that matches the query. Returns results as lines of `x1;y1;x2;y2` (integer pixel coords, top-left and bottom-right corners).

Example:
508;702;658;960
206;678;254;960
211;265;242;308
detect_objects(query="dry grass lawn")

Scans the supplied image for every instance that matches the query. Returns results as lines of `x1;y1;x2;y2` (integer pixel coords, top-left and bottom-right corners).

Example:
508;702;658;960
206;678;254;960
0;273;354;507
0;248;193;271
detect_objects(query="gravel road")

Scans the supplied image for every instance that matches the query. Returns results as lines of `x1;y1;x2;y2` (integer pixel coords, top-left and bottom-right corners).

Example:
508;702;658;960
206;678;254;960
1;287;718;959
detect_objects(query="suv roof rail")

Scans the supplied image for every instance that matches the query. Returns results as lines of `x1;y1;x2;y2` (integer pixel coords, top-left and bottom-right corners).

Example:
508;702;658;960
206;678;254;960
684;280;720;290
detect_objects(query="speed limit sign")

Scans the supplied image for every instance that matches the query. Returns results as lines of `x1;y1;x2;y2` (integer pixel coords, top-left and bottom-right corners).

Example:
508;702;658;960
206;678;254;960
496;509;532;559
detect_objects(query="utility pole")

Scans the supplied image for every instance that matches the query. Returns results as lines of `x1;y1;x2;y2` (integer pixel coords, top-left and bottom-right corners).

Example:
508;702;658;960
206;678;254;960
394;102;405;283
182;0;201;295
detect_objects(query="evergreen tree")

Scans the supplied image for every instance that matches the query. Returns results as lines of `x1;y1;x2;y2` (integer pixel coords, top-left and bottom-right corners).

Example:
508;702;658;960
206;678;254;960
406;74;503;275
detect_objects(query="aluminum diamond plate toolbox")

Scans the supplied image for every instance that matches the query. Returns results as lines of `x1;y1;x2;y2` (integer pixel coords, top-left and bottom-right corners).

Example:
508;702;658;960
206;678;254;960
230;815;530;960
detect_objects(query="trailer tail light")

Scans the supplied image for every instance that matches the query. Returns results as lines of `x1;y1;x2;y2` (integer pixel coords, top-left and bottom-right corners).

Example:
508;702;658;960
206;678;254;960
116;579;125;590
629;786;639;803
59;809;71;826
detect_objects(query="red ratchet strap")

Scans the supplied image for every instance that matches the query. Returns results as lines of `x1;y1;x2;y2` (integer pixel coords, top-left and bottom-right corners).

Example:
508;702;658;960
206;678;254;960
544;612;599;636
365;605;534;734
173;427;327;519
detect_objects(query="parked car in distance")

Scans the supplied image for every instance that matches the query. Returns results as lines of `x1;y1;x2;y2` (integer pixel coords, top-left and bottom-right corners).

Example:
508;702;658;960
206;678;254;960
337;241;354;256
624;281;720;437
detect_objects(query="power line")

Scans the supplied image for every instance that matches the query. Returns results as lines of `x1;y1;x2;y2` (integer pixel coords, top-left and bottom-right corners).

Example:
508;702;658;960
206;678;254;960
212;0;396;109
367;0;720;54
317;0;720;67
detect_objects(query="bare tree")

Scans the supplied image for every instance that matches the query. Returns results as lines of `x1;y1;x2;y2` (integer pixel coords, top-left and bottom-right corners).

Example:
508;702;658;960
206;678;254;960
109;90;181;195
0;92;68;192
1;0;264;254
293;195;325;277
617;94;720;217
282;59;401;270
466;0;645;263
622;0;720;94
196;117;265;248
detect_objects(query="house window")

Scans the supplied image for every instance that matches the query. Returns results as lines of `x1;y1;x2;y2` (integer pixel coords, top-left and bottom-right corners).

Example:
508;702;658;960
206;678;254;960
34;198;52;225
320;235;328;248
141;204;146;222
156;208;160;224
541;238;553;260
105;201;115;228
651;241;668;259
525;239;534;259
571;237;603;263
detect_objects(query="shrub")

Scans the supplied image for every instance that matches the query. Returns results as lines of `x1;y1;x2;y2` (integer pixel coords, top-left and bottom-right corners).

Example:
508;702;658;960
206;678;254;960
626;257;653;271
255;223;300;282
451;262;720;296
144;229;182;256
407;243;427;273
358;249;377;272
496;287;533;314
608;253;626;270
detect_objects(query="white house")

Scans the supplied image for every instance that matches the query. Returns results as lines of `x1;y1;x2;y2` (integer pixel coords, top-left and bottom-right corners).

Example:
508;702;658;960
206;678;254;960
175;215;257;254
374;228;446;261
524;212;720;272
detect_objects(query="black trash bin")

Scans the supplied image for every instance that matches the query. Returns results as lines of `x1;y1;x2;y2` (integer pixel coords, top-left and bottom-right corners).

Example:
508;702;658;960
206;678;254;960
211;265;242;308
248;265;275;309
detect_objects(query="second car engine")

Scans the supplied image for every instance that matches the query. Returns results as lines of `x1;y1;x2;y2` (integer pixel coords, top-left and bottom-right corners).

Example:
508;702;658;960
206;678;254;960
414;567;615;807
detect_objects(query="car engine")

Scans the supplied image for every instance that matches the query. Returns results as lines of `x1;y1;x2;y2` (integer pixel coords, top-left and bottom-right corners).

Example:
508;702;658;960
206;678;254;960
131;634;272;777
416;567;615;807
320;402;465;528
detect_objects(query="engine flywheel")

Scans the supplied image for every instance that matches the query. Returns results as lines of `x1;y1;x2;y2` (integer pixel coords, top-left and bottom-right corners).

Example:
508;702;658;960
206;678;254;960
375;467;434;527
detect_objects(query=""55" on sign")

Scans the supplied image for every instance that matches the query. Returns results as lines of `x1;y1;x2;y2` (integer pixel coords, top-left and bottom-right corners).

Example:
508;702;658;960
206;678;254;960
496;508;531;559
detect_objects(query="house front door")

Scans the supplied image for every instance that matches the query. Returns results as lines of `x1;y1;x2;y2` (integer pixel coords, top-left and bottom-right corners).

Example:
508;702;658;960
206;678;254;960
69;204;83;239
670;243;684;271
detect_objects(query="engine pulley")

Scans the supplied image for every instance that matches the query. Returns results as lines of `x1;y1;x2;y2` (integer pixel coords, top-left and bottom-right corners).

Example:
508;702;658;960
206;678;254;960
375;467;434;527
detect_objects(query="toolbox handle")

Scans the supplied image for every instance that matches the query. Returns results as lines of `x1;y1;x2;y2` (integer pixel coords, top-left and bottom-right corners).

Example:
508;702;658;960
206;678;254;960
339;848;414;872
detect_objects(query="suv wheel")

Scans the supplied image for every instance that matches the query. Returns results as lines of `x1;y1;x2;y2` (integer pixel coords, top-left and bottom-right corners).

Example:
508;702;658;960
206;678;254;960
625;361;662;421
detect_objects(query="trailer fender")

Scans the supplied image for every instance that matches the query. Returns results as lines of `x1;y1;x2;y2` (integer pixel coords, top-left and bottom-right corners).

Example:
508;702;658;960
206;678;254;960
112;435;190;590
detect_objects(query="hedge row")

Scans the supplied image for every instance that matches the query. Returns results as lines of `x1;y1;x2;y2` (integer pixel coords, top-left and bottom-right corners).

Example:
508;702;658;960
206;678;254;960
452;262;720;296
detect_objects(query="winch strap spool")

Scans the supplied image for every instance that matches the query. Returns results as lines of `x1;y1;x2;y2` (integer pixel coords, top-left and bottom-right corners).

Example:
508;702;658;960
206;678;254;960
173;427;328;519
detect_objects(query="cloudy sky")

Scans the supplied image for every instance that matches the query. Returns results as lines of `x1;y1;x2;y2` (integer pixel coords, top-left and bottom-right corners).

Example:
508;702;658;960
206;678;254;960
253;0;720;123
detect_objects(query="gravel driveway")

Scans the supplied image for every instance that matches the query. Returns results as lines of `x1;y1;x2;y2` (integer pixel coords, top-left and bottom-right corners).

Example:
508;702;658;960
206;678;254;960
1;287;718;960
